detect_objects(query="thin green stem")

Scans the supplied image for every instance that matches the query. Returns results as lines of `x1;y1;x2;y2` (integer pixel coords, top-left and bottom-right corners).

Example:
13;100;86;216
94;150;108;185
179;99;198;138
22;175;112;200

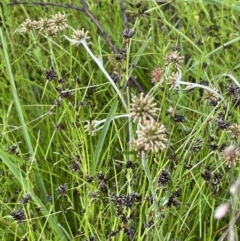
0;27;47;197
141;151;160;234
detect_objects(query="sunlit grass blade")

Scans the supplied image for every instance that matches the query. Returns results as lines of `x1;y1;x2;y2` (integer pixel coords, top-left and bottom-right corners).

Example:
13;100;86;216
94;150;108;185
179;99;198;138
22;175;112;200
0;27;47;197
0;151;69;240
94;99;118;167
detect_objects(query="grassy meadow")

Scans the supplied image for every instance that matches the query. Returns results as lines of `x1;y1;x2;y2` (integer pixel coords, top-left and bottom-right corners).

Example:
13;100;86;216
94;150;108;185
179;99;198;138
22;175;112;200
1;0;240;240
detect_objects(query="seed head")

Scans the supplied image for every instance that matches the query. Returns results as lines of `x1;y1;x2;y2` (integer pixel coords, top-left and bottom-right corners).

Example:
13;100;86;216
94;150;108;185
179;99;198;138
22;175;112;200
70;161;80;172
71;28;90;44
216;115;230;130
18;18;38;33
120;28;135;39
164;51;184;69
19;193;32;205
151;67;162;84
131;119;167;153
220;144;240;167
129;93;160;123
48;12;68;32
18;13;67;36
45;68;57;81
167;71;179;89
173;114;185;123
84;120;97;136
43;27;59;37
37;17;52;33
11;209;26;223
203;87;220;104
157;169;171;187
56;183;68;196
227;124;240;140
226;83;240;96
201;168;212;181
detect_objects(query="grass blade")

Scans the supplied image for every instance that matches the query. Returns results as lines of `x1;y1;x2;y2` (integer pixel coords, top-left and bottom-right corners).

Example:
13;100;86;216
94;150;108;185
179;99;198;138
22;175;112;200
0;27;47;197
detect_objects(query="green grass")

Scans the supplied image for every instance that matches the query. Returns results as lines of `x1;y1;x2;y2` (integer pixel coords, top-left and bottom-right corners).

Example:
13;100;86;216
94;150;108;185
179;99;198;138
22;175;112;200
1;0;240;240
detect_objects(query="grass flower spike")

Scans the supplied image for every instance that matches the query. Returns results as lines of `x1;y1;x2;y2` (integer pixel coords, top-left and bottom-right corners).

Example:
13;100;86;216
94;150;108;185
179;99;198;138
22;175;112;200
17;13;68;36
164;50;184;69
129;93;160;123
227;124;240;140
220;144;240;167
71;28;90;43
17;18;38;33
49;12;68;32
131;119;167;153
151;67;162;84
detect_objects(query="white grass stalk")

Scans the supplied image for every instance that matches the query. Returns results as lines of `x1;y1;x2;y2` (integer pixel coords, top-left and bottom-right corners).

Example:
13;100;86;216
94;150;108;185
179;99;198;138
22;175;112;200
223;73;240;87
176;68;224;100
64;36;127;111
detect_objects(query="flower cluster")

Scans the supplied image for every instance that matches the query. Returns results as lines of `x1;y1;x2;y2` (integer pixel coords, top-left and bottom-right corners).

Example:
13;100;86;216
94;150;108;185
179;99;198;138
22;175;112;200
18;18;38;33
131;120;167;153
71;28;91;43
130;93;167;153
129;93;159;123
157;169;171;187
203;87;220;105
10;209;26;223
151;67;162;83
166;71;179;89
227;124;240;140
164;50;184;69
220;144;240;167
120;28;135;39
17;12;68;36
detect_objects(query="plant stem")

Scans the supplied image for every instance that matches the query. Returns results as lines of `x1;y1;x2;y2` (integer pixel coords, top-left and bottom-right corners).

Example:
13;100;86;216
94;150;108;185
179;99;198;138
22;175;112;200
176;68;224;100
64;35;128;111
141;151;160;226
223;73;240;87
0;27;47;197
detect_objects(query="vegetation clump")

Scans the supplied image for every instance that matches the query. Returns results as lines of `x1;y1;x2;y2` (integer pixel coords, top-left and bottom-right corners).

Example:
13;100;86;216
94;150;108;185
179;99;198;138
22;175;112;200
1;0;240;240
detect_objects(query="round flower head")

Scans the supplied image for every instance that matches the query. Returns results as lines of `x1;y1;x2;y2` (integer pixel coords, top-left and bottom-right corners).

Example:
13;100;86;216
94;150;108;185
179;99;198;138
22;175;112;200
49;12;68;32
151;67;162;84
164;50;184;69
18;18;38;33
131;119;167;153
220;144;240;167
167;71;179;89
37;17;52;32
203;87;220;104
227;124;240;140
71;28;90;44
84;120;97;136
129;93;160;123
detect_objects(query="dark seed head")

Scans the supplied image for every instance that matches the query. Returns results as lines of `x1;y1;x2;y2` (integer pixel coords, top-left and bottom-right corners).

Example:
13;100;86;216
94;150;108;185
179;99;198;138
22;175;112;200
120;28;135;39
157;169;171;187
11;209;25;223
215;115;230;129
56;183;68;195
70;161;80;172
45;69;57;81
173;114;185;123
20;193;32;205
